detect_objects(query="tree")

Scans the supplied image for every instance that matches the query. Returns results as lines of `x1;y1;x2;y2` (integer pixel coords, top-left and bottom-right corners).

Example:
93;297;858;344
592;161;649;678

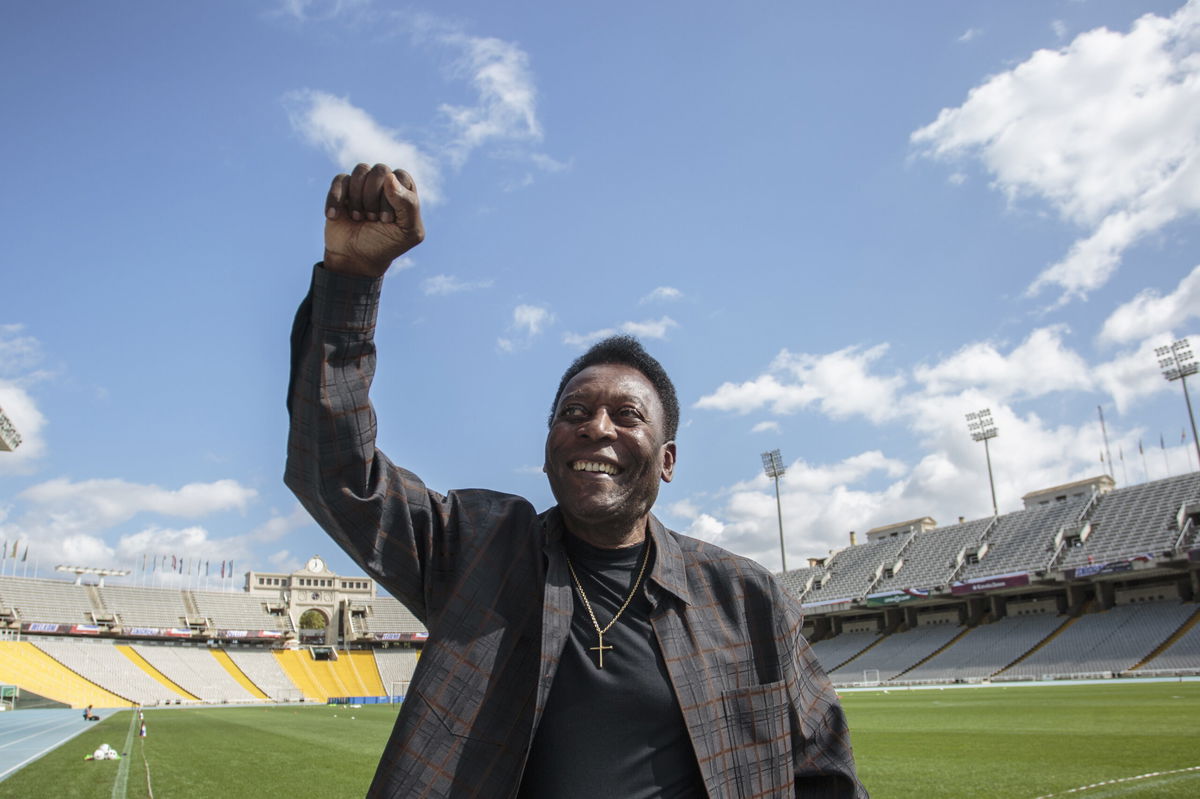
299;609;327;630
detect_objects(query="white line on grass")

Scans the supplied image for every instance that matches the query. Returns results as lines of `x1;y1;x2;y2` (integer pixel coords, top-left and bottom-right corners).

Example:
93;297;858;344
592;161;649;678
111;711;137;799
1032;765;1200;798
140;736;154;799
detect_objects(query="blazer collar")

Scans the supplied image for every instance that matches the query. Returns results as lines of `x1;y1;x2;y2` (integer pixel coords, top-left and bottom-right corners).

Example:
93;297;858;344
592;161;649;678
543;507;692;606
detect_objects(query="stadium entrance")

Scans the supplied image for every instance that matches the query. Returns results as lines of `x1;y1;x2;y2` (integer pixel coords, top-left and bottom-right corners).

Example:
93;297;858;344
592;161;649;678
298;609;328;645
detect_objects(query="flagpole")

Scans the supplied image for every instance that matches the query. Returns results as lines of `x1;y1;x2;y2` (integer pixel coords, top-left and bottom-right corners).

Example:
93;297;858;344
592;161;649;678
1140;440;1149;482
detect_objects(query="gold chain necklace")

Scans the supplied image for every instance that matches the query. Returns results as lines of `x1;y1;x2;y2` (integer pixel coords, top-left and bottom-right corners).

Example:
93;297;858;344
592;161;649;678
564;539;651;669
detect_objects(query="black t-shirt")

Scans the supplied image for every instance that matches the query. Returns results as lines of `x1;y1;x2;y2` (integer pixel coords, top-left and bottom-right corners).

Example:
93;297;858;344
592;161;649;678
516;533;705;799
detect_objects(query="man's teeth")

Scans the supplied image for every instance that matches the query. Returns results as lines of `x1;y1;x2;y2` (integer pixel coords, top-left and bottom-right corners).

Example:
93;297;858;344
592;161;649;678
573;461;618;475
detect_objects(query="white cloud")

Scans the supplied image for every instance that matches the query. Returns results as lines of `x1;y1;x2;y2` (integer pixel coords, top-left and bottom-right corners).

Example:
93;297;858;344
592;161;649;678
276;0;369;22
913;325;1093;400
514;304;552;337
751;421;781;434
421;274;494;295
0;382;46;475
0;325;50;474
563;317;679;348
640;286;682;304
17;477;256;535
913;1;1200;303
287;90;444;205
1092;335;1176;413
957;27;981;43
439;33;543;167
1099;265;1200;344
621;316;678;340
499;304;554;353
695;344;903;423
1051;19;1068;40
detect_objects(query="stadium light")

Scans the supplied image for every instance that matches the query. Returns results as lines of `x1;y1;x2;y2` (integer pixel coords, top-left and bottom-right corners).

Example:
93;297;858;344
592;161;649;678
965;408;999;516
1155;338;1200;469
0;406;20;452
761;449;788;573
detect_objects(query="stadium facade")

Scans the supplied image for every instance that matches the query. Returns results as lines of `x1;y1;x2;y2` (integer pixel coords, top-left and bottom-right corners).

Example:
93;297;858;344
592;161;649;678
0;471;1197;708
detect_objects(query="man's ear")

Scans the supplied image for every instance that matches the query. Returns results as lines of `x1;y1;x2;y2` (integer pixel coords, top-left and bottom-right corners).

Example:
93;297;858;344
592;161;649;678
660;441;677;483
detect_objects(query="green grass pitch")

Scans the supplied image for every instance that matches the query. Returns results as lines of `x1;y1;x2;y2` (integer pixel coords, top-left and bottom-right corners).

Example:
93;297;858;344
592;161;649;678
1;682;1197;798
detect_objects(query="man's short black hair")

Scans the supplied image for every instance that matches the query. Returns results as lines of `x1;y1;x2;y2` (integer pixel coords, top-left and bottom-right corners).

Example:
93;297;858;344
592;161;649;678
548;335;680;442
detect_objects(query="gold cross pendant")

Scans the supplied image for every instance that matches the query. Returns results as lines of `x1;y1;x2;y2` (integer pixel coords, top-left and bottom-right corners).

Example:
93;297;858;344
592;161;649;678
589;631;613;669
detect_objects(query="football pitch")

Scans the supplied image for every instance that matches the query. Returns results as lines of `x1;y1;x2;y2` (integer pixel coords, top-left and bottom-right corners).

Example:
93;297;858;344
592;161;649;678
1;682;1196;798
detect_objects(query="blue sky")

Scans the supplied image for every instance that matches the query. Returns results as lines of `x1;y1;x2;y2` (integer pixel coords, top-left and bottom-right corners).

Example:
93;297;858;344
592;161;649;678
2;0;1199;587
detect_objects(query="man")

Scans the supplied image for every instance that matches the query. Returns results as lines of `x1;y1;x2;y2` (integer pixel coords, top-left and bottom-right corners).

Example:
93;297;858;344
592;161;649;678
286;162;867;798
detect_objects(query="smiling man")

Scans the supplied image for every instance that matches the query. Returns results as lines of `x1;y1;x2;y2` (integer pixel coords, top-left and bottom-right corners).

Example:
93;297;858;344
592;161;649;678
286;163;867;799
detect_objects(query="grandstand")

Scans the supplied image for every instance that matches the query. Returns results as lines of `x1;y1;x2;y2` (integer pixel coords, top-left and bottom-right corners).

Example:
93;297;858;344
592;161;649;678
788;472;1200;686
0;471;1195;707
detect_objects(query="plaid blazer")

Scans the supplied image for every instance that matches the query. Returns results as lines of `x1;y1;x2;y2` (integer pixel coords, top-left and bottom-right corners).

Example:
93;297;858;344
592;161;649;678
286;266;868;799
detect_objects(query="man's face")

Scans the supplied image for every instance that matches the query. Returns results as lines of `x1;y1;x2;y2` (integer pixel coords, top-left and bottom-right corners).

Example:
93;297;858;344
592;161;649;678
544;364;676;536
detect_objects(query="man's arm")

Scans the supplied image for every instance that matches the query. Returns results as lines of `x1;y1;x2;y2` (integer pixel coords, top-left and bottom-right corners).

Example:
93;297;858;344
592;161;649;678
284;162;438;619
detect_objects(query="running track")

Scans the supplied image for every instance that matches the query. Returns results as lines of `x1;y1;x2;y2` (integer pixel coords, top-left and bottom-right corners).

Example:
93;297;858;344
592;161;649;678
0;708;114;782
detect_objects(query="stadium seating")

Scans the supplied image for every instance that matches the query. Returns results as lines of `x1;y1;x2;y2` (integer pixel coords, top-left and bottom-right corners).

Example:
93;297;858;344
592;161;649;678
1139;609;1200;673
223;648;302;700
900;613;1065;683
98;585;191;628
373;649;420;693
829;624;962;683
998;600;1196;679
130;643;258;703
0;577;97;625
33;639;193;705
191;591;292;632
1059;474;1200;569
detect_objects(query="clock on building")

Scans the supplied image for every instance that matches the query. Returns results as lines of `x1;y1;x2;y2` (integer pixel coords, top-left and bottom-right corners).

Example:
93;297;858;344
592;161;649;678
307;556;325;573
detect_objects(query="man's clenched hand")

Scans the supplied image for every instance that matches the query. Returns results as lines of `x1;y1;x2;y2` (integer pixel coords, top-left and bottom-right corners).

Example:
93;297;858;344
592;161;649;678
323;163;425;278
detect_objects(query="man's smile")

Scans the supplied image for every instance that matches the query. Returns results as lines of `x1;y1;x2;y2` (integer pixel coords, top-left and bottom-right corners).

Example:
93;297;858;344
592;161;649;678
571;460;622;475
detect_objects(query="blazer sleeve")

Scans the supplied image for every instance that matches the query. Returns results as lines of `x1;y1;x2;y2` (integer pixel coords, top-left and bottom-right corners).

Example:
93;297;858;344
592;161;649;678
284;264;449;626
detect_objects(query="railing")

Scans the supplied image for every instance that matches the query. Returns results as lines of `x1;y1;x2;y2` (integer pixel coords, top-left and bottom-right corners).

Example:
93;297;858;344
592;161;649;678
1076;489;1100;522
1173;516;1196;553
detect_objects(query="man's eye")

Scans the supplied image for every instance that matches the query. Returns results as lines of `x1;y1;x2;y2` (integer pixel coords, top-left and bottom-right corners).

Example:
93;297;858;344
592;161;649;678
561;405;586;419
619;408;643;421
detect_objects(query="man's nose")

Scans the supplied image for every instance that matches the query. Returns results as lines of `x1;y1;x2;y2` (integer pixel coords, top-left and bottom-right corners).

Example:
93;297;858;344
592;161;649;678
580;409;617;439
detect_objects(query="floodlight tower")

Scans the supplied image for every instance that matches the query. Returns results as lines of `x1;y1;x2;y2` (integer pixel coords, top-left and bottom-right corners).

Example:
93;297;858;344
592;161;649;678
966;408;999;516
0;406;20;452
761;449;788;573
1156;338;1200;468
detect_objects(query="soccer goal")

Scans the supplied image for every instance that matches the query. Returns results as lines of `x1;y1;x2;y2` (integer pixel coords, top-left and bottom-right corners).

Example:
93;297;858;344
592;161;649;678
389;681;409;705
862;669;881;687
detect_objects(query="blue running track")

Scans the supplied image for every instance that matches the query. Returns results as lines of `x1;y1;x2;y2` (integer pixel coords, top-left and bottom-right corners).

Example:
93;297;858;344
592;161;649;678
0;708;112;782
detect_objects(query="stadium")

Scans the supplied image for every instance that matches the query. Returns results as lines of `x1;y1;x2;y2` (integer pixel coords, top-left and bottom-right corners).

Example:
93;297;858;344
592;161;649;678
0;469;1197;796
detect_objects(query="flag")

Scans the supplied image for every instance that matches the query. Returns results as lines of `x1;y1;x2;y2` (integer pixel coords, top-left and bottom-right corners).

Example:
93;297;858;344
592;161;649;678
1161;434;1166;450
1119;447;1125;462
141;553;147;571
205;560;210;576
10;541;16;558
21;545;28;562
1139;439;1144;455
220;560;225;579
172;555;177;570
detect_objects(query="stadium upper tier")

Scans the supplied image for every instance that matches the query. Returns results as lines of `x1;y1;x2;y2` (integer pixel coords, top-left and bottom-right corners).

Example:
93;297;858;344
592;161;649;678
782;471;1200;606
